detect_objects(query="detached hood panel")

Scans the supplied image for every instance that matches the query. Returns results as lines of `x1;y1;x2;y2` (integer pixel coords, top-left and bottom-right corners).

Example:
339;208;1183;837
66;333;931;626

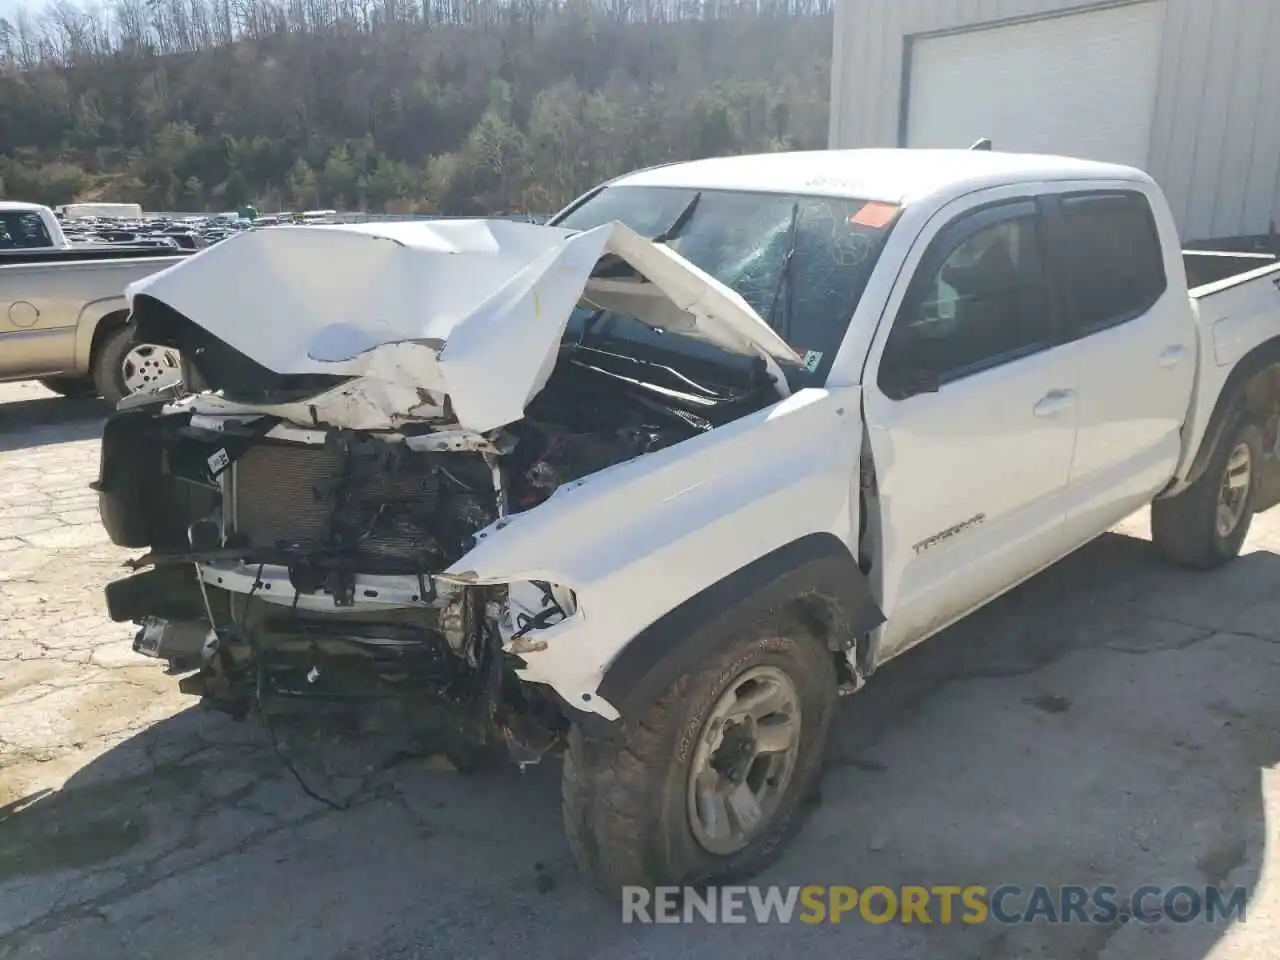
128;219;798;433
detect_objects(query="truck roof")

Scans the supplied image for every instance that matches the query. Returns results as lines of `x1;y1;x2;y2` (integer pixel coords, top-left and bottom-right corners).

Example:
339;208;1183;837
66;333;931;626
0;201;52;212
613;149;1152;207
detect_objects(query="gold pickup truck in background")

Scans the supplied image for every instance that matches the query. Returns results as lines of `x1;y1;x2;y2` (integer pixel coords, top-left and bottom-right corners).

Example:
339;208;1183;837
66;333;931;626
1;244;190;404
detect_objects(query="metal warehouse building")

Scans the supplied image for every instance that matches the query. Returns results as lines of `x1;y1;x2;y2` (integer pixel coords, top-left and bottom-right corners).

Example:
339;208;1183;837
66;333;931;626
828;0;1280;245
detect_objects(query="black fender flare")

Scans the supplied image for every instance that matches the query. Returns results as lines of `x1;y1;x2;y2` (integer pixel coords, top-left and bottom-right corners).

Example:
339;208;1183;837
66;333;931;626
1182;334;1280;489
594;532;885;722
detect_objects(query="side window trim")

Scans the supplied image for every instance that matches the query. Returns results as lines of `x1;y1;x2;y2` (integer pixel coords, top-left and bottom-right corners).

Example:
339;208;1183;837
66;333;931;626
879;198;1057;396
1046;189;1169;338
908;199;1039;295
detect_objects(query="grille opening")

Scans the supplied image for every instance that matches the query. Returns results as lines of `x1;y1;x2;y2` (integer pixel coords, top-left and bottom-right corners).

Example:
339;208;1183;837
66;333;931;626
230;440;497;571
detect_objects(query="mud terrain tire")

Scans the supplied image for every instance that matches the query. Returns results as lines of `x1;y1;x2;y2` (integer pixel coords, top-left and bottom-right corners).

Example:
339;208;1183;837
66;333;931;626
1151;418;1262;570
562;615;836;896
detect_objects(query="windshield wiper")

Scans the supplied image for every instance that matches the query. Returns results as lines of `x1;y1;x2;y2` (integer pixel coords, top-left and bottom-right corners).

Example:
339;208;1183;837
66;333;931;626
766;202;800;340
576;306;606;346
651;191;702;244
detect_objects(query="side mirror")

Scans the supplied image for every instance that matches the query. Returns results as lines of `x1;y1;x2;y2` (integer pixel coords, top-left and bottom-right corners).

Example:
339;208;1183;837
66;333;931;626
880;317;944;400
902;366;941;397
881;363;941;401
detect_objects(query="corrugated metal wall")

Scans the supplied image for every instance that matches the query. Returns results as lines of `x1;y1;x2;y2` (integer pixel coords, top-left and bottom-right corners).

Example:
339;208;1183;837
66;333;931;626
829;0;1280;242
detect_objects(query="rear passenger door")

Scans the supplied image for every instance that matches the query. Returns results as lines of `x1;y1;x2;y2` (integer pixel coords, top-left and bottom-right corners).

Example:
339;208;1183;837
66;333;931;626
1050;190;1197;541
863;198;1079;662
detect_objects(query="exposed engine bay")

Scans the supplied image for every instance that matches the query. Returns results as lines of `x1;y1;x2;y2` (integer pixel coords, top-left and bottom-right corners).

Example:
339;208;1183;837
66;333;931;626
98;313;782;764
95;215;812;764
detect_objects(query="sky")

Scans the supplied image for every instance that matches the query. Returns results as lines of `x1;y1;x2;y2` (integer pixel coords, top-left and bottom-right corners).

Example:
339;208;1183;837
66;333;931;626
1;0;49;20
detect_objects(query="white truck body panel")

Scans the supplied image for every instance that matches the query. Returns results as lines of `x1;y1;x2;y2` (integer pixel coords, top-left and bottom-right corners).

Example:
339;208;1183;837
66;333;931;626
1171;261;1280;493
615;148;1133;208
439;386;860;717
858;181;1088;659
1052;179;1196;546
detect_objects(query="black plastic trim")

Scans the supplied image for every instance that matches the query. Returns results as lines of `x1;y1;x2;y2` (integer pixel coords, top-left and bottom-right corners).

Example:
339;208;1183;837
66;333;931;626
94;407;173;548
94;405;221;551
105;566;207;623
1183;335;1280;488
596;533;884;720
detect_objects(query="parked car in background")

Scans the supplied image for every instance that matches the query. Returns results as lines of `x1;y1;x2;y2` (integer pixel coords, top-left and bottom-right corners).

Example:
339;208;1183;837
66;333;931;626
0;245;190;402
0;205;543;403
0;201;70;250
55;201;144;220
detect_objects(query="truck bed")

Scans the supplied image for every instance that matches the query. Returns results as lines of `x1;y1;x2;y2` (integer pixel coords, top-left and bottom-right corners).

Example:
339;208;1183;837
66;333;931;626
0;246;193;266
1;246;194;384
1184;249;1278;294
1176;255;1280;512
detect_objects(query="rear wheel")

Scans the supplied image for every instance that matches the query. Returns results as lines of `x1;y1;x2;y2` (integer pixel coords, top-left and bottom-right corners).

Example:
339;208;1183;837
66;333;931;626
92;325;183;406
38;376;97;399
1151;418;1261;569
561;615;836;895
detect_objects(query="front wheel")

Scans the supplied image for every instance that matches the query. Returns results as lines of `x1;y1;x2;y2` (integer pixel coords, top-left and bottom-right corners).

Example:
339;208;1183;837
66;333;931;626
561;616;836;895
1151;418;1262;570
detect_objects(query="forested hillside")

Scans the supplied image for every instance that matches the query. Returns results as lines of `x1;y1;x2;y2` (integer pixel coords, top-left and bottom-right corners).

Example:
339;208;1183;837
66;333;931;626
0;1;833;213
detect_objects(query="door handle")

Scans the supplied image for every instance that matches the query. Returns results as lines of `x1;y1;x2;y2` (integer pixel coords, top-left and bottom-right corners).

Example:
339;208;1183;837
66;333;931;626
1033;389;1075;418
1158;344;1187;368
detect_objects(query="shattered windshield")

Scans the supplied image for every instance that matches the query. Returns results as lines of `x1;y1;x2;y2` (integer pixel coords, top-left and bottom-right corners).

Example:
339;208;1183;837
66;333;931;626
554;184;901;385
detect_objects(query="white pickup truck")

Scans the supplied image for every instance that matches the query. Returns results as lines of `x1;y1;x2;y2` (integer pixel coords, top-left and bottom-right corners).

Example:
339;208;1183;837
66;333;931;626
93;149;1280;895
0;201;71;249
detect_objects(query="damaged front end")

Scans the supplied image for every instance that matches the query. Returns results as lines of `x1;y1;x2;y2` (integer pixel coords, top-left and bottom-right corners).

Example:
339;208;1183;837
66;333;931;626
96;217;795;762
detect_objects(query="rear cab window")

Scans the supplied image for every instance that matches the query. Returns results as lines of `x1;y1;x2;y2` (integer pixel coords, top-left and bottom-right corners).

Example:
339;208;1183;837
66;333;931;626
0;211;53;249
1052;190;1167;336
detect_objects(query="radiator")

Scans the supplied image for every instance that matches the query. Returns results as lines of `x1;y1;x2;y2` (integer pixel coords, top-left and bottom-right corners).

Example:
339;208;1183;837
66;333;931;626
230;440;494;568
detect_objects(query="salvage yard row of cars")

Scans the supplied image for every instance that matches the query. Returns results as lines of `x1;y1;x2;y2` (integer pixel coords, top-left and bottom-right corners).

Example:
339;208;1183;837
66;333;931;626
8;147;1280;896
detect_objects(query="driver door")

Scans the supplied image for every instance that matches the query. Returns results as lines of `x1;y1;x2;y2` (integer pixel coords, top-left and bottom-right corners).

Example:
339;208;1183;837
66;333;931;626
862;197;1080;662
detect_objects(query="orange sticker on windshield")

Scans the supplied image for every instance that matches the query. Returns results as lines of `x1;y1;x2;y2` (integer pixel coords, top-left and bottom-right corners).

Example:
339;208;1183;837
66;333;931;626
849;202;901;228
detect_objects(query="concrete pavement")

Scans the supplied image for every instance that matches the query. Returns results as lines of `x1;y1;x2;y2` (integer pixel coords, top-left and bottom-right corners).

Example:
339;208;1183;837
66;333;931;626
1;379;1278;960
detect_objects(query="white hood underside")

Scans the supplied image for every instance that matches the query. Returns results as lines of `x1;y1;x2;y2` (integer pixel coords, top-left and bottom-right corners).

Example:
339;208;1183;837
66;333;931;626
127;218;798;433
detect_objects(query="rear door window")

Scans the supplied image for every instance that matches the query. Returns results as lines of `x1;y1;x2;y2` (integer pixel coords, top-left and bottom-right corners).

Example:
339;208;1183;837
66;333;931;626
1054;191;1167;336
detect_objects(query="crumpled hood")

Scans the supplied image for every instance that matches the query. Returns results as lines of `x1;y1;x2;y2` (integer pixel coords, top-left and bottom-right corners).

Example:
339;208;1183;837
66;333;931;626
127;218;798;433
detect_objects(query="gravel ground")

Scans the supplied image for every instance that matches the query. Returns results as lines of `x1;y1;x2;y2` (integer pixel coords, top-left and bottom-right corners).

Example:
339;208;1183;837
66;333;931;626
1;378;1278;960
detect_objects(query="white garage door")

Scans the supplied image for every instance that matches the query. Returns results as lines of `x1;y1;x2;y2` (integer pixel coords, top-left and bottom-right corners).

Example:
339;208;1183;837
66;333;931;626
906;2;1167;168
